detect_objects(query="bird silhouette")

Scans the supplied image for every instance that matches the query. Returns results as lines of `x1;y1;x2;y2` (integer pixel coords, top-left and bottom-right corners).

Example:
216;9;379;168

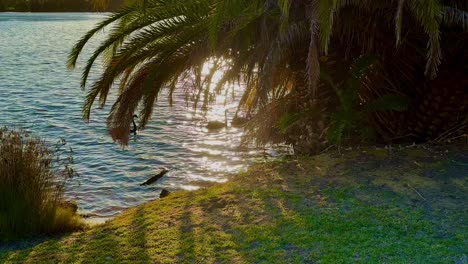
206;110;228;130
130;115;138;135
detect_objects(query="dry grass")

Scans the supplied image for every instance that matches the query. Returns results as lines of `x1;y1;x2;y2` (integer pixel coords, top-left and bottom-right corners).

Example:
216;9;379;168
0;128;85;242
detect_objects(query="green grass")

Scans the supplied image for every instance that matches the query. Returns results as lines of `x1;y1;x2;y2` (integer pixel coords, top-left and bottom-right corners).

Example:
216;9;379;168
1;146;466;263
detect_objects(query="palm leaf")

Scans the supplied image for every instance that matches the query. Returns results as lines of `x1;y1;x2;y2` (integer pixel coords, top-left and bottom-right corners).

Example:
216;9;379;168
365;94;410;112
442;6;468;29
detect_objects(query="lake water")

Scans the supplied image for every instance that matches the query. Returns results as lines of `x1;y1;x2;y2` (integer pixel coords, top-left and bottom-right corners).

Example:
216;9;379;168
0;13;282;218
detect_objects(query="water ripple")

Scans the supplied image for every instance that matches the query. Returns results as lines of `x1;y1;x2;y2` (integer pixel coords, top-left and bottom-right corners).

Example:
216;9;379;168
0;13;290;218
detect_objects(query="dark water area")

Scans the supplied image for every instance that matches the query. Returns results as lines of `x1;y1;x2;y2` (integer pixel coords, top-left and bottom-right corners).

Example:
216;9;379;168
0;13;286;219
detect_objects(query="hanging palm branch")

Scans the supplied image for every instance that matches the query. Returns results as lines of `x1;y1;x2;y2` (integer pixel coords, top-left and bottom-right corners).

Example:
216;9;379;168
71;0;467;148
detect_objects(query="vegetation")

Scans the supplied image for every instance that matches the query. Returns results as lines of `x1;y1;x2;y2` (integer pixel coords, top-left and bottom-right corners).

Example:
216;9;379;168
1;146;466;263
70;0;467;152
1;1;466;261
0;0;123;12
0;128;84;242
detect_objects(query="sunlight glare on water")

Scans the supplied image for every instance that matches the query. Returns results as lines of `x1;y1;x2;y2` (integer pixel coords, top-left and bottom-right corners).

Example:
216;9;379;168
0;13;287;219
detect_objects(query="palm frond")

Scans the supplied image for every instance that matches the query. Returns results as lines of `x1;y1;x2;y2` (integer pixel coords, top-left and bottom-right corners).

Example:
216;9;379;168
67;6;137;69
442;6;468;29
407;0;442;78
395;0;406;46
307;17;320;97
72;0;467;148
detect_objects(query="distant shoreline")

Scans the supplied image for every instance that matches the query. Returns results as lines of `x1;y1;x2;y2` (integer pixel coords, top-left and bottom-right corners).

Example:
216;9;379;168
0;11;109;13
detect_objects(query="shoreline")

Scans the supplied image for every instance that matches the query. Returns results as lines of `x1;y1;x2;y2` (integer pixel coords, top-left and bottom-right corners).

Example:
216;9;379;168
2;145;467;262
80;216;112;227
0;11;109;13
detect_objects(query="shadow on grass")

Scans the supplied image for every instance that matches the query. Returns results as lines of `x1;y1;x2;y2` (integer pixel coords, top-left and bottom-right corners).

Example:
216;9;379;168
0;234;65;263
1;147;466;263
216;149;467;263
77;206;151;263
2;207;152;263
126;206;151;262
177;193;197;263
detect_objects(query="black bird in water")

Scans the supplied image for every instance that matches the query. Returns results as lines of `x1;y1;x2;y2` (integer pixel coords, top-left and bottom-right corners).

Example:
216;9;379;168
130;115;138;135
206;110;228;131
140;168;169;186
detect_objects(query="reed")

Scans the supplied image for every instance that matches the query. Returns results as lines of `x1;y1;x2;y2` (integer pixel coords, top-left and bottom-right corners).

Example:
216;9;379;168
0;127;83;241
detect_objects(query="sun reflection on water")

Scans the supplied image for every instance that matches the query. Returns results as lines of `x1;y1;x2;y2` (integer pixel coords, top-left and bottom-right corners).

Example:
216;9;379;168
0;13;293;219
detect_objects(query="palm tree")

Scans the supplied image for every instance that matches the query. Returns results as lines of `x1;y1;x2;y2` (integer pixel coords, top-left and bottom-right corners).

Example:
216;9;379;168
71;0;467;150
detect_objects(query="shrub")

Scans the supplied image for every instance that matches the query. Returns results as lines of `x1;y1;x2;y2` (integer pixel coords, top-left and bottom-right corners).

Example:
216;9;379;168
0;127;84;242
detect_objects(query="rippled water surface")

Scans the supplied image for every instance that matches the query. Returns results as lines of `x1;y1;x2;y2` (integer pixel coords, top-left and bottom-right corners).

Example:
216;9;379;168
0;13;282;218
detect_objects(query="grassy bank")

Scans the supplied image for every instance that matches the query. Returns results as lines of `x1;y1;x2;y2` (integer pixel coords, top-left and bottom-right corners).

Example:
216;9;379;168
1;146;467;263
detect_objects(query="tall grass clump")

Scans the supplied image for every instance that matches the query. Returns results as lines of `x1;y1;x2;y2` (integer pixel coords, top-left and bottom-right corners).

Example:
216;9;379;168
0;127;83;242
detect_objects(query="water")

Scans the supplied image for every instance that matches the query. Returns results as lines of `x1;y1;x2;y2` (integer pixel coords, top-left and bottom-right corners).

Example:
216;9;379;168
0;13;282;218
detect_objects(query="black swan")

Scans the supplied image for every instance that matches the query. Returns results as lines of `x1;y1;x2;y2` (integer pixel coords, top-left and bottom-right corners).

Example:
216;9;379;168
206;110;228;130
130;115;138;135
